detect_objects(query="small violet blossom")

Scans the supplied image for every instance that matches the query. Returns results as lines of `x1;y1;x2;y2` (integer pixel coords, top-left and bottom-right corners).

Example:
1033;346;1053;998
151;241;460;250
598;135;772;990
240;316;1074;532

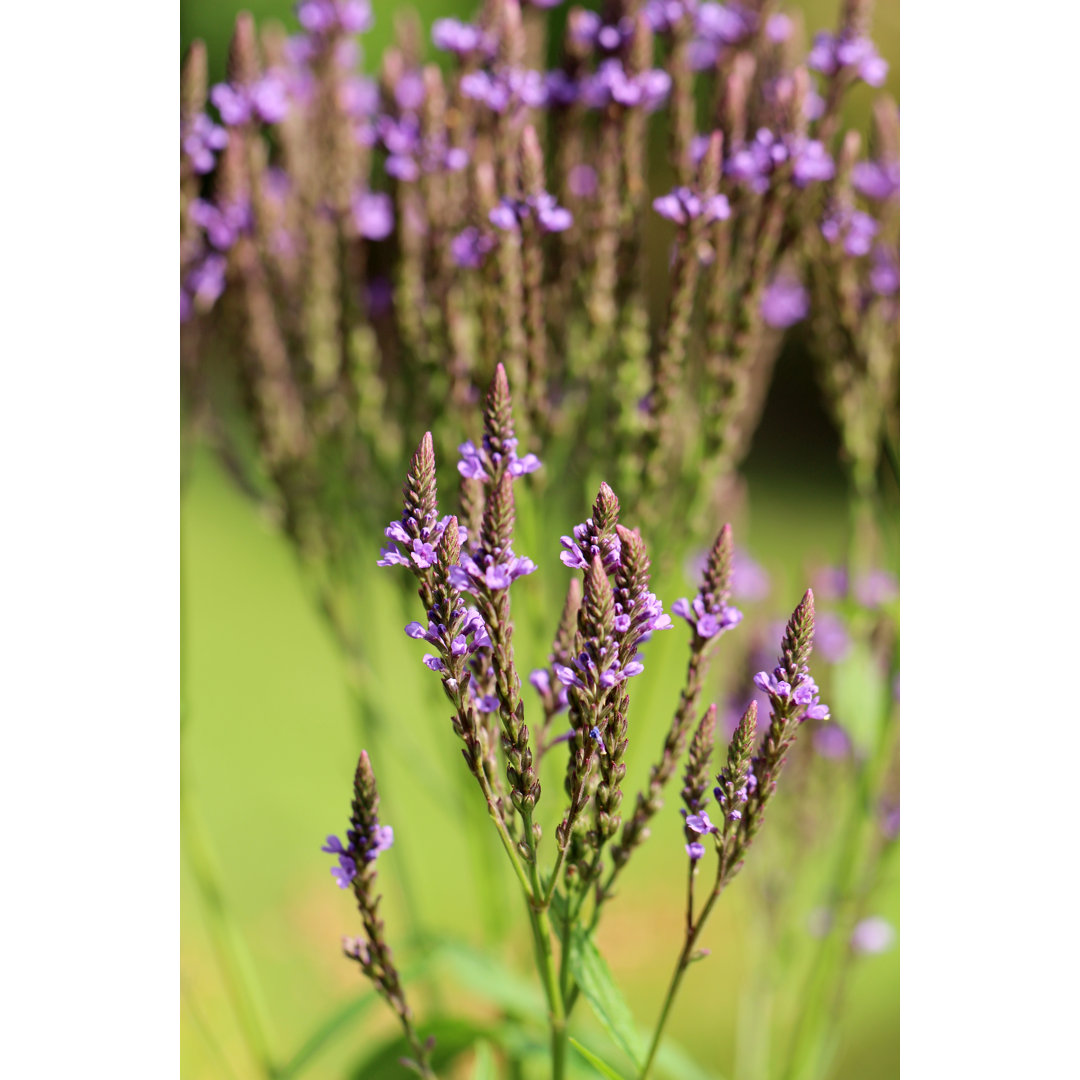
653;186;731;227
754;669;830;721
458;436;540;481
352;191;394;240
297;0;373;36
377;515;466;570
321;820;393;888
182;113;228;174
760;276;809;329
671;595;742;640
808;31;889;87
490;193;573;233
851;916;896;954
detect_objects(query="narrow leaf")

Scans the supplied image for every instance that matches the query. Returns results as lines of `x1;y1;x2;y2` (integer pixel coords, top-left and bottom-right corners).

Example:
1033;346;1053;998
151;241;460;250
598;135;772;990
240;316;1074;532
568;928;645;1068
570;1037;629;1080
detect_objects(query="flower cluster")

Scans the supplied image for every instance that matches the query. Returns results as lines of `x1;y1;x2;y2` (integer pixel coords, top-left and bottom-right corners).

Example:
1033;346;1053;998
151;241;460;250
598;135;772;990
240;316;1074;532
560;519;622;572
760;276;810;329
181;113;228;175
727;129;835;192
458;437;541;482
377;515;464;571
489;193;573;233
808;31;889;87
405;605;491;672
321;819;393;889
449;550;538;593
671;594;741;640
652;185;730;226
753;668;830;722
210;73;290;127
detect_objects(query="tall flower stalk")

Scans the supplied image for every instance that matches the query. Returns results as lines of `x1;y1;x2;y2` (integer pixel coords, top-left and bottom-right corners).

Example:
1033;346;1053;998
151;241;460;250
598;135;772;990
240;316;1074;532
318;367;825;1078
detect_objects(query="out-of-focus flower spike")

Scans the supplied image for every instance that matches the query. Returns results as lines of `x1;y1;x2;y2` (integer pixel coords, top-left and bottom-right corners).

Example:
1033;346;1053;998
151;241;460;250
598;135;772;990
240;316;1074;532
182;40;208;125
227;11;261;88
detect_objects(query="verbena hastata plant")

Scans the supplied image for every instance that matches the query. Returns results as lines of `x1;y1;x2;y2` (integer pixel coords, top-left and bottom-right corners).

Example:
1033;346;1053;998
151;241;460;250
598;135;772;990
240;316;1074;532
320;365;829;1078
180;0;898;671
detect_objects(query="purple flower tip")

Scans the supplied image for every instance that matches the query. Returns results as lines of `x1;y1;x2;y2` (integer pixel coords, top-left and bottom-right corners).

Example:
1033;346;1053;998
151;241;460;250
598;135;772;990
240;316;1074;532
686;841;706;861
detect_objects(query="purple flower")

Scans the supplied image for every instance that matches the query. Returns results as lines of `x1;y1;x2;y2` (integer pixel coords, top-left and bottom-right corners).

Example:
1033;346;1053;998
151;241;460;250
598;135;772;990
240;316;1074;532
321;834;346;854
852;160;900;201
185;254;228;313
182;113;228;174
855;569;898;609
766;13;793;43
808;32;888;87
331;856;357;888
726;128;788;193
432;18;495;58
731;549;770;602
568;164;598;199
851;917;895;954
760;277;809;329
489;192;574;234
754;670;791;698
685;811;718;835
377;514;465;570
581;60;671;111
588;726;607;753
530;669;551;695
451;551;538;595
352;191;394;240
653;186;730;226
815;612;852;664
870;247;900;297
672;595;742;640
686;841;706;860
451;227;496;269
190;198;251;251
791;139;835;186
822;207;879;257
813;722;852;759
696;3;755;47
560;518;621;572
457;437;541;482
297;0;373;36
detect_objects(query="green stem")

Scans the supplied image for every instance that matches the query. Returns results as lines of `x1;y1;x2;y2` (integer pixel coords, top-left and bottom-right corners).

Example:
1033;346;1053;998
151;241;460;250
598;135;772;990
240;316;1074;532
640;864;728;1080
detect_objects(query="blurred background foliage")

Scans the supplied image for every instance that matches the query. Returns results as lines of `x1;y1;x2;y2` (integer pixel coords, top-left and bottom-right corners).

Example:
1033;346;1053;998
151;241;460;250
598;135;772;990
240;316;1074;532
180;2;899;1078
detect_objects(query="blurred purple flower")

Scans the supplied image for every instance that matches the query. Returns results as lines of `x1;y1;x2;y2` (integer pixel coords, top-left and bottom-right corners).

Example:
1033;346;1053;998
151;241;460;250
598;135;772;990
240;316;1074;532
731;548;770;602
760;276;809;329
851;916;895;954
853;160;900;201
812;721;852;759
653;186;730;226
352;191;394;240
814;612;852;663
451;227;497;269
182;113;228;174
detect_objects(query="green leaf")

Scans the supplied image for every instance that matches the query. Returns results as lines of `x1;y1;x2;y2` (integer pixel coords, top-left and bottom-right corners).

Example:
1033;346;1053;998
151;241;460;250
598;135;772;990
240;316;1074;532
431;937;547;1022
570;1037;629;1080
567;928;645;1068
471;1040;497;1080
